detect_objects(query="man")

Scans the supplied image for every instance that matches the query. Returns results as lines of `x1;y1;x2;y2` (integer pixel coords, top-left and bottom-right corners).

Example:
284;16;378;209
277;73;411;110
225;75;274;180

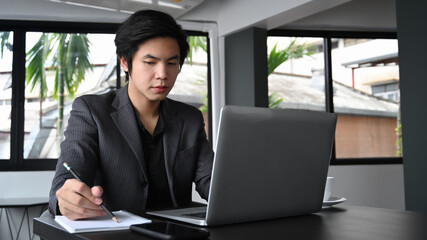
48;10;214;220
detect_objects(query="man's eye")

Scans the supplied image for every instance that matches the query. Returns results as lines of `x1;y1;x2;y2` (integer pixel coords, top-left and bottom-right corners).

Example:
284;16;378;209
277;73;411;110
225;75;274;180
144;61;155;65
168;62;178;66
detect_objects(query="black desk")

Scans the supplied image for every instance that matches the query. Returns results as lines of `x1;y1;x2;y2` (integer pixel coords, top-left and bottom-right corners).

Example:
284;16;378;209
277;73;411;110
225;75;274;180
33;205;427;240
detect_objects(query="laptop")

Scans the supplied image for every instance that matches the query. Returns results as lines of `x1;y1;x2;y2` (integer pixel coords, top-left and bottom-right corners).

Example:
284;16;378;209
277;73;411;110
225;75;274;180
147;105;337;226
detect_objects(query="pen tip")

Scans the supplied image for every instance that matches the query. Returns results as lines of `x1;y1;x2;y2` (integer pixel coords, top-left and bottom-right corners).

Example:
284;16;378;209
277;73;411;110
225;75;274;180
112;217;119;223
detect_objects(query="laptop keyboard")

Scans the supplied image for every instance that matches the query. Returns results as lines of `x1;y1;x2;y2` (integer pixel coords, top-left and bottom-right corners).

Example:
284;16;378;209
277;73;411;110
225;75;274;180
183;212;206;219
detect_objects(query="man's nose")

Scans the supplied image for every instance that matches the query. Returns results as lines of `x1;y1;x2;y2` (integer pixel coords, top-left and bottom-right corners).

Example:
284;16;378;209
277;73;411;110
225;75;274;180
155;63;167;79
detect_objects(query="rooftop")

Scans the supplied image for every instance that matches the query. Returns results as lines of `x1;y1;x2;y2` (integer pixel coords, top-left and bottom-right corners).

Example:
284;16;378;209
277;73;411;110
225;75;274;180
268;72;398;118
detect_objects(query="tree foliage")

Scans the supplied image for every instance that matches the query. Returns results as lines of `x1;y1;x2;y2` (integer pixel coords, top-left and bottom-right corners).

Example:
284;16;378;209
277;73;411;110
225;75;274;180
0;32;12;58
26;33;92;135
187;36;207;65
26;33;92;100
268;39;314;75
268;39;314;108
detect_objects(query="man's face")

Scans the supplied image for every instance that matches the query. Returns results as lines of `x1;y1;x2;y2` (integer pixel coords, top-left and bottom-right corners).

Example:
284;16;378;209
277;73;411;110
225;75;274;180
122;37;180;104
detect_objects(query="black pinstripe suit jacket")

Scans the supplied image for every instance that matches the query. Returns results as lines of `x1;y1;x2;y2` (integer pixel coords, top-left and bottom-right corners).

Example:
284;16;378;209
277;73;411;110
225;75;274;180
48;85;214;215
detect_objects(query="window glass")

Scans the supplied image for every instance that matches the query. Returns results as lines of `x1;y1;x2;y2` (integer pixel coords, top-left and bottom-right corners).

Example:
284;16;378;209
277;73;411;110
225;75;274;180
0;31;12;160
331;38;401;158
24;32;116;159
267;36;325;111
170;36;209;137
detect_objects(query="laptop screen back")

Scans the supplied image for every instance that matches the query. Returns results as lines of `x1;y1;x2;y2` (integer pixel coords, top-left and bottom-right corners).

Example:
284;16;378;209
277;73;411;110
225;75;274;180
206;106;337;226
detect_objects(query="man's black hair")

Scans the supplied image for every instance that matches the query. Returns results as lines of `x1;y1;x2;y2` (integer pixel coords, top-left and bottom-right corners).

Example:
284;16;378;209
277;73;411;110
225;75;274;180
114;10;189;80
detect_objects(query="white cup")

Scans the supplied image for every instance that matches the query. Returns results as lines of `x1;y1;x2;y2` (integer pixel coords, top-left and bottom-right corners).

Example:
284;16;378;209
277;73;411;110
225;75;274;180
323;177;335;201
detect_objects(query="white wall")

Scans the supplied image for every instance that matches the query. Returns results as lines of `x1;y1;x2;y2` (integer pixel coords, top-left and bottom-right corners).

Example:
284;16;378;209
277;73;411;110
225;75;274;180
192;165;406;210
0;171;54;240
328;164;405;209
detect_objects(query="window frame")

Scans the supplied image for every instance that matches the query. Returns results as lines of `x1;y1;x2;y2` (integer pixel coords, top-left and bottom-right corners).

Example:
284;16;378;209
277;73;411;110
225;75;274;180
0;20;212;171
268;29;402;165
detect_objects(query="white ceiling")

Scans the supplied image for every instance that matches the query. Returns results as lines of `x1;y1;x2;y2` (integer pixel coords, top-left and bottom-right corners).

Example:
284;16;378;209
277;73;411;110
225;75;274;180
0;0;208;24
48;0;205;18
0;0;396;36
279;0;396;32
179;0;396;36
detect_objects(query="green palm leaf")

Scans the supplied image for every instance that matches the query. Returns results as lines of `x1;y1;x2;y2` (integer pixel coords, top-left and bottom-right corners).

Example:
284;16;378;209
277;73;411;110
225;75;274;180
187;36;206;65
25;32;92;137
267;39;314;108
0;32;12;58
65;34;92;96
26;33;52;99
268;39;314;75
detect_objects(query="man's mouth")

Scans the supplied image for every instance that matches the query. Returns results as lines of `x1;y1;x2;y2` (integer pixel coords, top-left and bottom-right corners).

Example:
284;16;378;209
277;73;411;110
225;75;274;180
153;86;167;93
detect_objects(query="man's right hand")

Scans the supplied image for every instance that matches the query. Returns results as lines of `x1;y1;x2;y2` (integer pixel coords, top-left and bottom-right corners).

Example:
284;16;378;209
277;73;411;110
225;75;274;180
56;179;107;220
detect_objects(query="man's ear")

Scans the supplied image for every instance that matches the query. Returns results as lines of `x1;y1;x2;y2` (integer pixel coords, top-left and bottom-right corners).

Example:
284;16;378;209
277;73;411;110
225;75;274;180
120;57;129;72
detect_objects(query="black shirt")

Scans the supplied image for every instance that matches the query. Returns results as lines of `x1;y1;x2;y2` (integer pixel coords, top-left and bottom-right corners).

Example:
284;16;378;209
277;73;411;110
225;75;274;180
133;105;173;209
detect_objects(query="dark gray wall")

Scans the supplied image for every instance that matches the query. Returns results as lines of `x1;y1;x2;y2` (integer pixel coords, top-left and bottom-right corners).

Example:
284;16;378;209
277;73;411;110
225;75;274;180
224;27;268;107
396;0;427;212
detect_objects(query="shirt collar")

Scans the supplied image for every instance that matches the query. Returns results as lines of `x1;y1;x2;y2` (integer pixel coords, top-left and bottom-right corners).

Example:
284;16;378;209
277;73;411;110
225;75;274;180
133;102;164;138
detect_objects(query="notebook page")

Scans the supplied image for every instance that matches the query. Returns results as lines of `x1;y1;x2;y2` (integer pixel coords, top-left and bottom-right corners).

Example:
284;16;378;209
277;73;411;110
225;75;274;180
55;210;151;233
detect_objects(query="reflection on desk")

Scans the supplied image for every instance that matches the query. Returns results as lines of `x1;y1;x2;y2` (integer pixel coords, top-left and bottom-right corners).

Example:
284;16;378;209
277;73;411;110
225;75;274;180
34;205;427;240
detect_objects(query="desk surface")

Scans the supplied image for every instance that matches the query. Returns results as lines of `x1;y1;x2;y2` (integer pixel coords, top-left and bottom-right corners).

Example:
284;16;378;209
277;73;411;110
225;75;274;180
34;205;427;240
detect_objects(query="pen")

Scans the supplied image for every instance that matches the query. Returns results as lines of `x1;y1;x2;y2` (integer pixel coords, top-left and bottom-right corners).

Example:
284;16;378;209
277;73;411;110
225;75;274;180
63;162;119;223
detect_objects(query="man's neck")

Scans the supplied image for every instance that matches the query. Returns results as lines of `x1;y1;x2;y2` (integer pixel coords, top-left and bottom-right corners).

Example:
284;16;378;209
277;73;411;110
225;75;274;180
135;100;160;118
128;84;160;114
131;98;161;135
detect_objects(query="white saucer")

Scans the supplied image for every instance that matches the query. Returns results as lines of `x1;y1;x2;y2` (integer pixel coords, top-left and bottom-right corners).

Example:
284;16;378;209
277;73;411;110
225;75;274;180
322;196;347;208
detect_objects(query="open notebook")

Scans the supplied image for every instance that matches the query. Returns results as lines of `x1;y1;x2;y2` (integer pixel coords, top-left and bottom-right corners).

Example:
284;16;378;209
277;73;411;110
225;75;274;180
54;210;150;233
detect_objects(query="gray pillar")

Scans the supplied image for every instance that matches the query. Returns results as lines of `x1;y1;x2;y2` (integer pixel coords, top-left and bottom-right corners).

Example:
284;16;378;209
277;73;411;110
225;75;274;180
224;27;268;107
396;0;427;212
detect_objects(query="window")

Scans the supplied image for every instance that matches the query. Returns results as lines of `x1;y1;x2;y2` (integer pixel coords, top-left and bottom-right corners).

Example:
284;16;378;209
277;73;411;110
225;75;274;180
0;31;12;160
171;35;210;138
0;21;212;171
332;38;400;159
24;32;117;159
267;36;325;111
268;31;401;164
0;22;120;170
371;82;399;101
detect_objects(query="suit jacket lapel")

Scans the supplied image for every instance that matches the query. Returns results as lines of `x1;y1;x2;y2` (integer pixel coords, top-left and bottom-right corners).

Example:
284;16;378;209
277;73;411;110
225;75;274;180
110;86;148;182
162;99;183;206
